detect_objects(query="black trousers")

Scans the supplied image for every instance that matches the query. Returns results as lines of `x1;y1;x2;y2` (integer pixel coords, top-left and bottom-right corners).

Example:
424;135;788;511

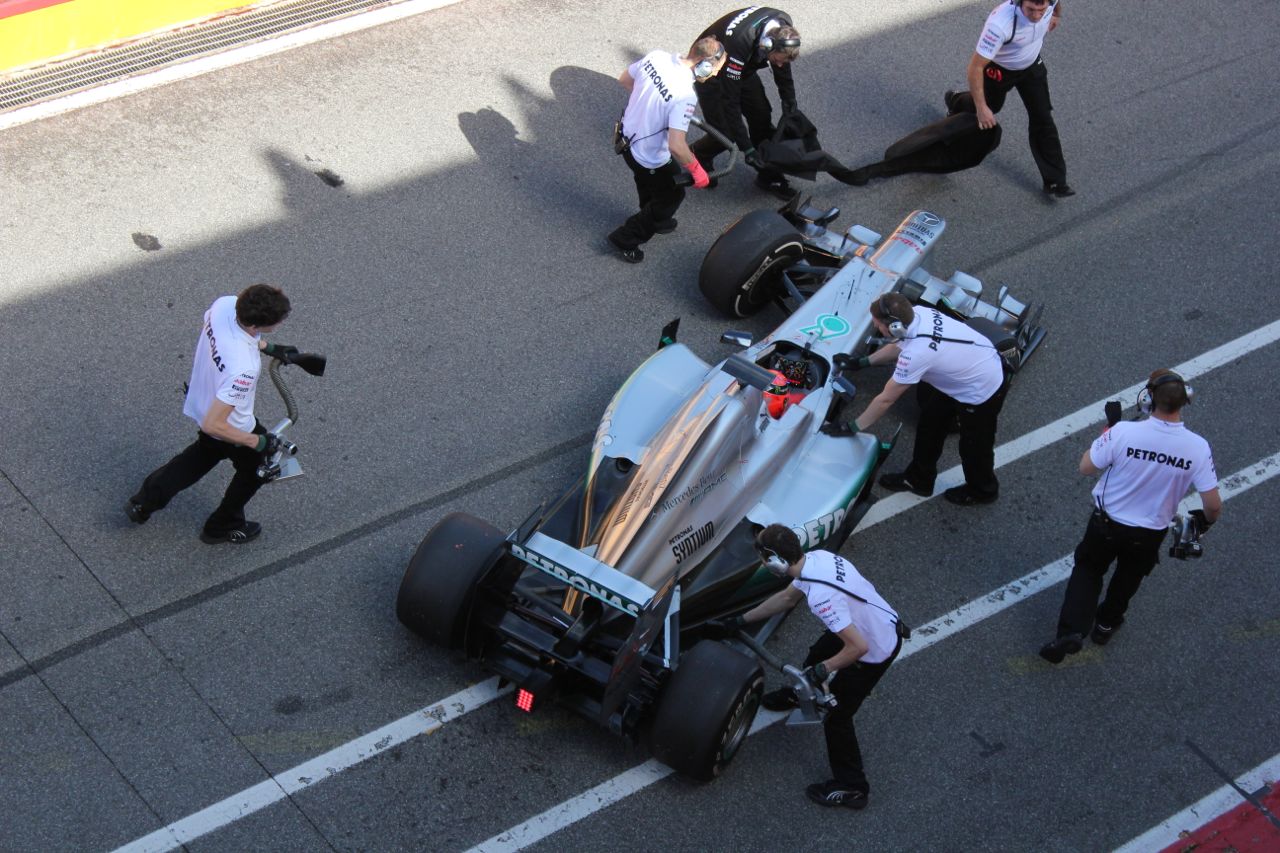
803;631;901;794
608;148;684;250
948;58;1067;185
903;373;1009;495
1055;512;1168;638
132;425;265;535
690;74;785;182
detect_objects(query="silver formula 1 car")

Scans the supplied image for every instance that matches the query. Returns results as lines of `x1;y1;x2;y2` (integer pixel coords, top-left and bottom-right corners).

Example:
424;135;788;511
396;203;1045;780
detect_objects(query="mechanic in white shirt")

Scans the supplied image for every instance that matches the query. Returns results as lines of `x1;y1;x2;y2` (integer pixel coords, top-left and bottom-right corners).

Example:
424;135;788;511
606;37;725;264
944;0;1072;197
844;293;1008;506
126;284;293;544
1039;369;1221;662
722;524;903;809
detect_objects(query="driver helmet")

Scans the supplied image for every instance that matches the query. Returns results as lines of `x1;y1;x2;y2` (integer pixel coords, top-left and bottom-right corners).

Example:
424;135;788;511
764;370;792;419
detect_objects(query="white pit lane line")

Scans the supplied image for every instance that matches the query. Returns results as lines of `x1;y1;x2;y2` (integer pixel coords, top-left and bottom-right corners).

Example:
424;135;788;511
1115;750;1280;852
469;451;1280;853
112;320;1280;851
0;0;466;132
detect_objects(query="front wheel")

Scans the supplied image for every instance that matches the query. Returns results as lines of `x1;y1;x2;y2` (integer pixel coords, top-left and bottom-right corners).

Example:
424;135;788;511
699;210;804;318
396;512;503;650
646;640;764;781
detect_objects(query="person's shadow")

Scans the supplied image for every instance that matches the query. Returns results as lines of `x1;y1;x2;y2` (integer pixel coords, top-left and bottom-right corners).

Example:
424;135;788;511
458;65;639;236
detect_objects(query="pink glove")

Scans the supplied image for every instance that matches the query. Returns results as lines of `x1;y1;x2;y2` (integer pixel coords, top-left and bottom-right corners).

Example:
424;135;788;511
687;160;710;189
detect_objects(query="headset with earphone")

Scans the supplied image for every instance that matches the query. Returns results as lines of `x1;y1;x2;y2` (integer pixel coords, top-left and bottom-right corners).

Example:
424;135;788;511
759;33;801;54
1136;371;1193;415
693;43;726;80
875;294;910;341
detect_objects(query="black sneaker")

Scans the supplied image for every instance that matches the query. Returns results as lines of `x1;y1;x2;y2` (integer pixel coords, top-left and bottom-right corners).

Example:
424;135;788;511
1091;618;1123;645
754;174;795;200
761;688;799;711
607;235;644;264
1038;633;1083;664
943;484;999;506
878;471;932;498
200;521;262;545
806;780;868;810
124;500;150;524
654;219;678;235
1043;181;1076;198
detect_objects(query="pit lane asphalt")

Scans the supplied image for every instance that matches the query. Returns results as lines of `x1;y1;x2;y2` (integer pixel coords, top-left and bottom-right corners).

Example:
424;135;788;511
2;0;1278;850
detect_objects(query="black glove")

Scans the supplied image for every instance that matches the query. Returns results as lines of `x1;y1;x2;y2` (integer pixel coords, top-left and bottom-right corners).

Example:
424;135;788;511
1104;401;1123;428
704;615;745;640
820;421;859;437
254;433;283;456
744;147;766;170
801;661;830;689
834;353;871;372
1189;509;1214;535
264;342;299;363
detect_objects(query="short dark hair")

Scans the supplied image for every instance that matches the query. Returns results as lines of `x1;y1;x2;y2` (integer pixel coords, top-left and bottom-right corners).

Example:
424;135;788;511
756;523;803;565
236;283;291;328
1148;369;1189;413
870;292;914;327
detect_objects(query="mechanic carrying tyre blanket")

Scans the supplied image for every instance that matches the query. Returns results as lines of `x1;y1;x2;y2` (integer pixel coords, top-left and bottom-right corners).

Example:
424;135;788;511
691;6;802;199
606;37;725;264
945;0;1073;198
125;284;294;545
710;524;902;809
842;293;1008;506
1039;370;1221;663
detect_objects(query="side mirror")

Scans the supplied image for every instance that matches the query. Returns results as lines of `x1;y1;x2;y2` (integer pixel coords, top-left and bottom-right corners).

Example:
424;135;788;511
833;375;857;399
720;330;753;347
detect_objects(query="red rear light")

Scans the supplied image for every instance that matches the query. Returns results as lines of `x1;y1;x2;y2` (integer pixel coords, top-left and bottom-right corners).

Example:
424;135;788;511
515;688;536;713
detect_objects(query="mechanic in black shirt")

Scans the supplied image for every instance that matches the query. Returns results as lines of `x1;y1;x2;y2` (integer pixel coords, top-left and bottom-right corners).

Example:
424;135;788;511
691;6;802;198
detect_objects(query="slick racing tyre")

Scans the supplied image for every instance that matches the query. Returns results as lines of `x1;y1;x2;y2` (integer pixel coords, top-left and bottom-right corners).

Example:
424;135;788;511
396;512;503;650
699;210;804;318
647;640;764;781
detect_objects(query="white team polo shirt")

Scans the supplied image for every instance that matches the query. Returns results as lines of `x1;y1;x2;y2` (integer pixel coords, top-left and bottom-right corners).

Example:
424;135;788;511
892;306;1004;404
793;550;899;665
623;51;697;169
976;1;1056;71
1089;417;1218;530
183;295;263;433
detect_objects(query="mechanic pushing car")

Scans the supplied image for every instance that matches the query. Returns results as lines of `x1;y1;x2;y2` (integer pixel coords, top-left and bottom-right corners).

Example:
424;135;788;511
840;293;1009;506
711;524;903;809
691;6;802;199
125;284;294;544
944;0;1073;198
606;37;726;264
1039;370;1221;663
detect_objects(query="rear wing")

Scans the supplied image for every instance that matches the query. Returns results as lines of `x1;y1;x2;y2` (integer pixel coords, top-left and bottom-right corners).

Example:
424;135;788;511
509;532;656;617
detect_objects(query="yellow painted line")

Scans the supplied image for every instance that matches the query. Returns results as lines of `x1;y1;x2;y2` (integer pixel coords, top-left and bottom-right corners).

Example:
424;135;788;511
1;0;256;73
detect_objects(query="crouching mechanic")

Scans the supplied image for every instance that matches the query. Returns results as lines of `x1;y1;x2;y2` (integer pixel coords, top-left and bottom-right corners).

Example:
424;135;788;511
714;524;903;809
691;6;802;198
125;284;294;544
1039;370;1221;663
606;37;726;264
842;293;1008;505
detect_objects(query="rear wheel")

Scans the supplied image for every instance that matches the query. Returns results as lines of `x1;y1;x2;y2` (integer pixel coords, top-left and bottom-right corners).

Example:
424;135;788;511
699;210;804;318
396;512;503;650
647;640;764;781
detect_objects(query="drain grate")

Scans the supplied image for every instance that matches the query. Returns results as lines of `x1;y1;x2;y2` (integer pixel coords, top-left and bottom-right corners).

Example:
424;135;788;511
0;0;401;113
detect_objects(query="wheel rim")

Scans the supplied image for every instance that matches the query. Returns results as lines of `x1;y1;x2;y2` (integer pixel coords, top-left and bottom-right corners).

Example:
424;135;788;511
718;690;760;765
